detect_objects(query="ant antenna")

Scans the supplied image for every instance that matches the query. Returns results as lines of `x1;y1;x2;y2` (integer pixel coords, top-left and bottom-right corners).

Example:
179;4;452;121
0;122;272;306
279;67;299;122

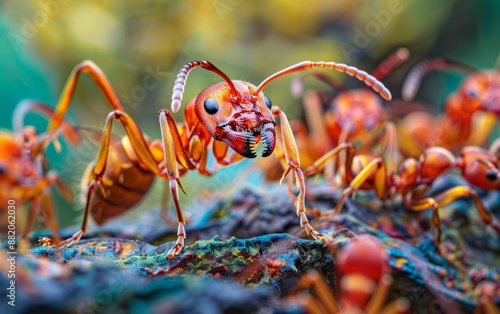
254;61;392;101
402;58;477;101
371;47;410;81
171;60;241;113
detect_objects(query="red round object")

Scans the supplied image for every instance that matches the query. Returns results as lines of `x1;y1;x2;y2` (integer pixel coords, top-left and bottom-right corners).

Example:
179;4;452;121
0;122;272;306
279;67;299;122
337;235;389;281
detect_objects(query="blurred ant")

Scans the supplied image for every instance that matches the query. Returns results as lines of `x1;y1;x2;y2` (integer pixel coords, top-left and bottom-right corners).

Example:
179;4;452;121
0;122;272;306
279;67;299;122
44;59;391;259
399;57;500;155
0;100;80;250
304;128;500;250
287;235;410;313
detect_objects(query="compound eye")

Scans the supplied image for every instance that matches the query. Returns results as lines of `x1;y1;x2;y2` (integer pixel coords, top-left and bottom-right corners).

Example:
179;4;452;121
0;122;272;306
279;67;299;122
0;165;5;175
204;98;219;115
486;169;497;181
264;95;272;109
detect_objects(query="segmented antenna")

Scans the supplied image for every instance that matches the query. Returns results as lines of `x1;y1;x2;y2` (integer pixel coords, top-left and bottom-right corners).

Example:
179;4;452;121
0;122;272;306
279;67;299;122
290;72;346;98
371;47;410;81
401;58;477;101
171;60;240;113
254;61;393;101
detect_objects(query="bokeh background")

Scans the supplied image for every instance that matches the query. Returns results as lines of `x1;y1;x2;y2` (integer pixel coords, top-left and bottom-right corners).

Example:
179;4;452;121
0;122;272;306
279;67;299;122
1;0;499;228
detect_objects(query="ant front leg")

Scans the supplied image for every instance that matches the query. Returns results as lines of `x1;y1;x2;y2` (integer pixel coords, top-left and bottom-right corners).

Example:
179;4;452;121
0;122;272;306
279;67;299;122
288;271;339;314
159;109;201;259
272;107;333;244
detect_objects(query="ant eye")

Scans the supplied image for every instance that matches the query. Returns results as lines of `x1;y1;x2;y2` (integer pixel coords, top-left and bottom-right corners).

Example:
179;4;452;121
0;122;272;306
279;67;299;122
0;165;5;175
486;169;497;181
264;95;272;109
467;90;476;98
204;98;219;115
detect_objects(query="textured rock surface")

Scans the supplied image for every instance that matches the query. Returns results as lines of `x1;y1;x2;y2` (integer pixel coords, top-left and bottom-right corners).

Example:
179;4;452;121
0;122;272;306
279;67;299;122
2;175;500;313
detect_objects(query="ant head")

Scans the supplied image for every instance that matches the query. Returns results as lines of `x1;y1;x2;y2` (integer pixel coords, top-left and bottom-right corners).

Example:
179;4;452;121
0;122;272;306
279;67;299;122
333;89;387;137
461;71;500;114
460;147;500;190
194;80;276;158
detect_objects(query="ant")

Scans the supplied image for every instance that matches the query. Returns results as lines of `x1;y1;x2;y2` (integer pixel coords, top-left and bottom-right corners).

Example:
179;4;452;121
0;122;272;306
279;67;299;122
44;59;392;259
399;57;500;154
0;100;79;251
303;128;500;250
287;234;409;313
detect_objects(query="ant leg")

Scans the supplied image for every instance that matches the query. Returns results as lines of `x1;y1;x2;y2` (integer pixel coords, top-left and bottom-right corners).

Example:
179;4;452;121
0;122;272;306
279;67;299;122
303;142;355;191
19;197;41;252
381;121;399;175
365;274;398;314
378;298;410;314
433;186;500;236
160;179;177;226
406;197;442;250
159;110;193;259
57;110;163;247
51;172;74;203
302;91;329;149
465;112;496;147
334;158;386;215
289;271;339;313
45;60;125;134
39;188;62;245
408;186;498;253
272;107;334;244
17;173;65;249
268;117;297;200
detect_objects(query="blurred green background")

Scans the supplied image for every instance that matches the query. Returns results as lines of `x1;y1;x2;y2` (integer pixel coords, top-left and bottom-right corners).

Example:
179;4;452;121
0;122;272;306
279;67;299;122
1;0;499;228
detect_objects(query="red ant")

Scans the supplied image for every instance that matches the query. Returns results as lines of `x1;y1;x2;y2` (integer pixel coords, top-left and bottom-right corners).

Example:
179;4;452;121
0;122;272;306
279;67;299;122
1;100;79;251
288;234;409;313
44;59;392;259
304;127;500;250
399;57;500;154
